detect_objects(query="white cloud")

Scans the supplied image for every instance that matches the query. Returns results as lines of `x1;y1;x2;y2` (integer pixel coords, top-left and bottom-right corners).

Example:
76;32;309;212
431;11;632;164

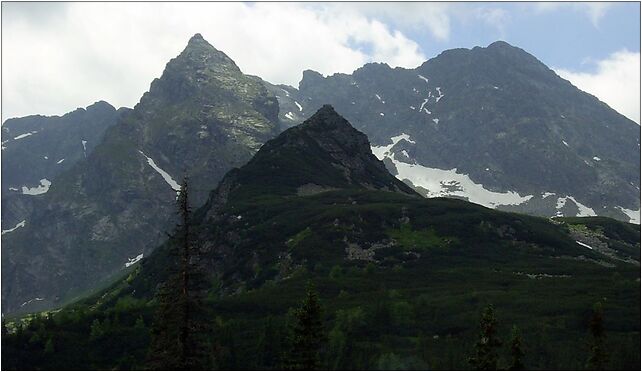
555;50;641;124
533;2;612;27
474;7;510;36
1;2;428;121
316;2;452;41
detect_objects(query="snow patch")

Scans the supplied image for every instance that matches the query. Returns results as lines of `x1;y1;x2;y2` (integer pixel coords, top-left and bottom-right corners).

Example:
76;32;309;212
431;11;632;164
56;158;65;164
401;150;409;157
20;298;44;308
14;131;37;140
139;151;181;192
541;192;555;198
593;156;601;161
409;106;416;110
371;133;415;160
419;98;429;112
285;112;295;120
555;196;597;217
375;94;385;103
8;187;18;191
372;135;532;208
417;74;429;83
22;179;51;195
2;220;26;235
435;87;444;102
616;206;641;224
432;118;439;125
380;113;385;117
562;140;569;147
280;88;290;97
575;241;594;250
294;101;303;112
44;156;48;160
82;140;88;157
493;86;499;90
125;253;144;268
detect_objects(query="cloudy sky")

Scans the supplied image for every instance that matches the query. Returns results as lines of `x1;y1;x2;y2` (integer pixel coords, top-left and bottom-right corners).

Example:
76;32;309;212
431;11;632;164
2;2;640;123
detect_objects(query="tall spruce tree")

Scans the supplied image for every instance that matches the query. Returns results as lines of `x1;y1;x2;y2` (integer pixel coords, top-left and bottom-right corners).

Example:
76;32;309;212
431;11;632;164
147;177;212;370
469;304;502;370
1;318;7;339
586;302;608;370
507;325;525;370
285;282;325;370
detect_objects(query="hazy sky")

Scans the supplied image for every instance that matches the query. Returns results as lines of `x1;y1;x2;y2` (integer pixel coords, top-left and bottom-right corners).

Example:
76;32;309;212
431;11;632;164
2;2;640;123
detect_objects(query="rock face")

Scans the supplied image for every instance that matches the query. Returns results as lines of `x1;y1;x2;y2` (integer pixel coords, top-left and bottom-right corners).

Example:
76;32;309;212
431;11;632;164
1;34;280;315
271;41;640;222
1;101;122;229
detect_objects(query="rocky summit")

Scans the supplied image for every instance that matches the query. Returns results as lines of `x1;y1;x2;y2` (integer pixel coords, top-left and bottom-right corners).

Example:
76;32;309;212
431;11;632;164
1;34;280;315
271;41;640;223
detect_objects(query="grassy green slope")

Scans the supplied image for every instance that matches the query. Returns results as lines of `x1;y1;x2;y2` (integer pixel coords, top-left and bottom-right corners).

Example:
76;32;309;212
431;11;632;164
3;190;639;370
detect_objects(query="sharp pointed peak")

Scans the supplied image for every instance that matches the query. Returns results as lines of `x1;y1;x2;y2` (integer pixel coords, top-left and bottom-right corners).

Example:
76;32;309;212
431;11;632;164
300;105;353;131
189;33;205;42
184;32;216;51
314;104;339;116
172;32;239;71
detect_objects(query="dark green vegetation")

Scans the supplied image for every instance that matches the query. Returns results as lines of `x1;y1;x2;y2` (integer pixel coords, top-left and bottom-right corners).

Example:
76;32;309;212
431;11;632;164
3;106;639;370
273;41;640;222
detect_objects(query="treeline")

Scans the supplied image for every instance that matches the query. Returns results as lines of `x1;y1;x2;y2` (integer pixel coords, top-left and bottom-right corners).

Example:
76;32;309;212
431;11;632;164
1;284;616;370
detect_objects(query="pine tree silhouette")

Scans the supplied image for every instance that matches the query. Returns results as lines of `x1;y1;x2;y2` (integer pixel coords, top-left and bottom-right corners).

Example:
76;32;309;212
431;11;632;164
469;304;502;370
507;325;524;370
285;282;325;370
147;177;212;370
586;302;608;370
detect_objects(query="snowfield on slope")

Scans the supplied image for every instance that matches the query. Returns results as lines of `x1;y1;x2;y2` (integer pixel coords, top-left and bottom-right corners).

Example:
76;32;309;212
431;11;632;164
371;134;532;208
371;134;609;217
139;151;181;192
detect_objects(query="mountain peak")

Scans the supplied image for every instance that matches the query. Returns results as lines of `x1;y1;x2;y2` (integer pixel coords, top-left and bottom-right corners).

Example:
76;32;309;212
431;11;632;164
188;32;205;43
487;40;513;49
181;33;229;60
300;104;347;129
204;105;418;206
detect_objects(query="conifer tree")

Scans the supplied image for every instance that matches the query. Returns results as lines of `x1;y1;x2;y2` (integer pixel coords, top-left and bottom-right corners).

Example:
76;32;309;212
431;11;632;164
285;282;325;370
256;316;282;369
586;302;608;370
147;177;212;370
1;318;7;339
469;304;502;370
44;337;54;354
507;325;524;370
